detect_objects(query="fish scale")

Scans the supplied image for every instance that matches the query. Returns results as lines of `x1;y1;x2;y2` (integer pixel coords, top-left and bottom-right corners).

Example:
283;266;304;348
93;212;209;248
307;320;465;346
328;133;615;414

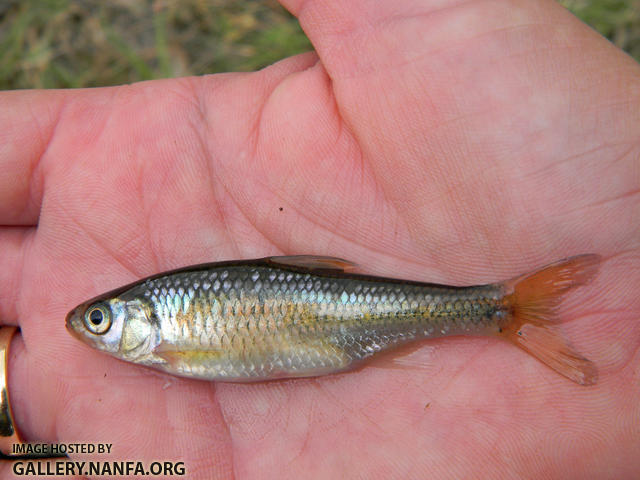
66;255;601;385
115;263;504;380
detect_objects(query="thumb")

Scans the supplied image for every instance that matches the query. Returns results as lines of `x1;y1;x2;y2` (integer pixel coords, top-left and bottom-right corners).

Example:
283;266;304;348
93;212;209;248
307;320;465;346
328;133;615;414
279;0;595;79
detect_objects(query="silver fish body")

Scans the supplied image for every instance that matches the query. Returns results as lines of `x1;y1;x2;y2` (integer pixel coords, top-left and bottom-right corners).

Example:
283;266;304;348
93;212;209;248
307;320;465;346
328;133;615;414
66;254;600;385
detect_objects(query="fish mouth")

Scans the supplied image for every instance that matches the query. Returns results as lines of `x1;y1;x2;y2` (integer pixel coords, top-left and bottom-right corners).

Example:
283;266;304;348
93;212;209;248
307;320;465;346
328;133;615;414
65;306;85;341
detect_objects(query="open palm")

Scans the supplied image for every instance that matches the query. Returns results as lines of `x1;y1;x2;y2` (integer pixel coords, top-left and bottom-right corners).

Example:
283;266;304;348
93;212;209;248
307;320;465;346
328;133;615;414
1;1;638;478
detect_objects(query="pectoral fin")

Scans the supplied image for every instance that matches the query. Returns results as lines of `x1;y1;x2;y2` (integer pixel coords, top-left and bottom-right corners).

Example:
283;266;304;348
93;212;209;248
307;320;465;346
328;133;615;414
153;341;222;369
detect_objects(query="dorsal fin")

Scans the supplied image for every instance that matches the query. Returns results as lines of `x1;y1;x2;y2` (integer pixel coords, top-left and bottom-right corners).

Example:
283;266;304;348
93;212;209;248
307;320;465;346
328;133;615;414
267;255;357;273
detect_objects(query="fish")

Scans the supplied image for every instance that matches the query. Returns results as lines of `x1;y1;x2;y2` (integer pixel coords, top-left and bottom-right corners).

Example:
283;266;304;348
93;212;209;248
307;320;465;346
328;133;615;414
65;254;601;385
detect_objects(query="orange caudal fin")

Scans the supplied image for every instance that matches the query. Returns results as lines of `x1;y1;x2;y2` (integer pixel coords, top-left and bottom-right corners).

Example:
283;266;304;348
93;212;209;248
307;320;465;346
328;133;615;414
500;254;602;386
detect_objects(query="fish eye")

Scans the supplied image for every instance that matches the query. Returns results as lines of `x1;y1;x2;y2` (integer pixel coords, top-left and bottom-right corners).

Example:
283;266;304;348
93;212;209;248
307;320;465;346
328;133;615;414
84;304;112;335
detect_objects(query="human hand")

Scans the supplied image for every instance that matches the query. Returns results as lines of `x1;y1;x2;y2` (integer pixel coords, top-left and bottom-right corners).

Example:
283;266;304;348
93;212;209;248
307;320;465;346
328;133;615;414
1;0;638;478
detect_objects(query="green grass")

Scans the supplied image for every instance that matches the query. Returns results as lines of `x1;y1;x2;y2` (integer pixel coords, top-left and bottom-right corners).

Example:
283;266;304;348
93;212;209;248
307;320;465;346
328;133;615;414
560;0;640;60
0;0;312;88
0;0;637;89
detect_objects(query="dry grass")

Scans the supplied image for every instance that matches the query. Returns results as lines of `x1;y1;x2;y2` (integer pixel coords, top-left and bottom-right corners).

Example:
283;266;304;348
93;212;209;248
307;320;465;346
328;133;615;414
560;0;640;59
0;0;311;88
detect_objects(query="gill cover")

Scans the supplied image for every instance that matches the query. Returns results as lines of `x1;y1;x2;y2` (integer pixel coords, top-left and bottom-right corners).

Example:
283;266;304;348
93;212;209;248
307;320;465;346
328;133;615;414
119;299;158;360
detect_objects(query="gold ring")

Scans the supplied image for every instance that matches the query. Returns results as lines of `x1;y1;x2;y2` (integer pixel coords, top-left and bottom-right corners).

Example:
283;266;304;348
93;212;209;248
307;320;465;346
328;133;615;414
0;326;22;456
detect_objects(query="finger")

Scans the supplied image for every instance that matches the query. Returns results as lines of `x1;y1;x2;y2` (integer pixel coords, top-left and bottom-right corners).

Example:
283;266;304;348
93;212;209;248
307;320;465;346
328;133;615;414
0;90;67;226
282;0;625;78
280;0;640;263
0;228;34;326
